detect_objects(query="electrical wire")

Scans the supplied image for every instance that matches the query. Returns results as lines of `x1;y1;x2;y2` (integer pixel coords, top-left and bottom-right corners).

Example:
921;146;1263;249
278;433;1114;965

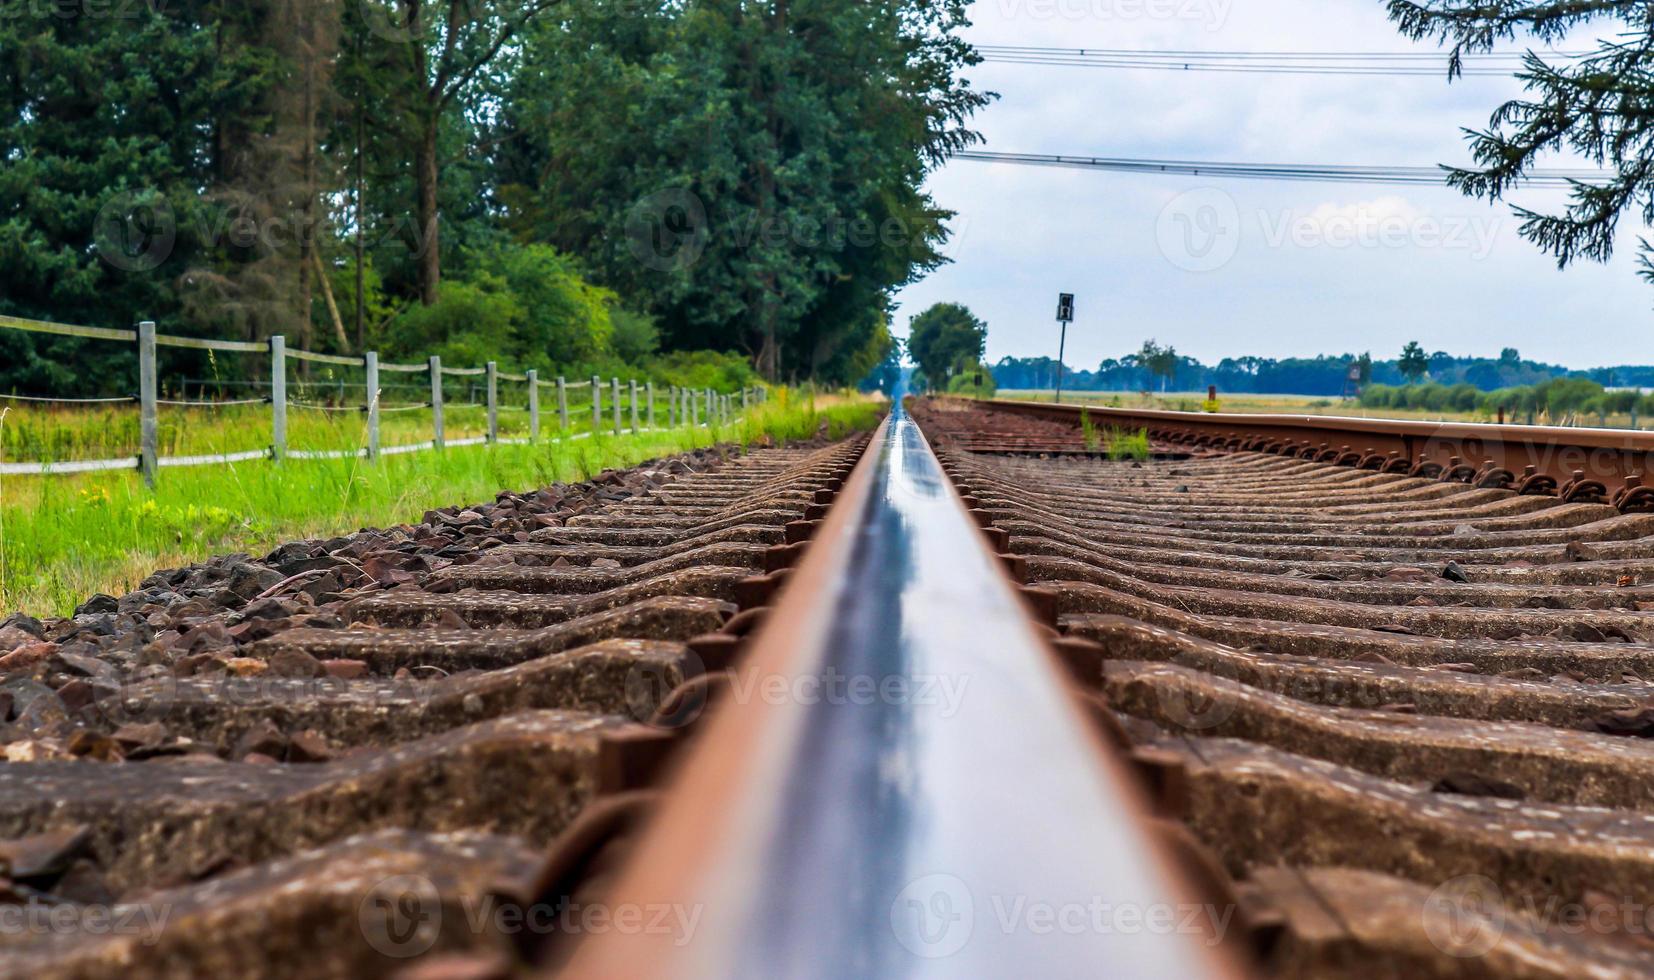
954;151;1609;187
974;44;1590;77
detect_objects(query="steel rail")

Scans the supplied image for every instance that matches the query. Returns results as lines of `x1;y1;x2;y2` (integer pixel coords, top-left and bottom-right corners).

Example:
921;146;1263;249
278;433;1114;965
984;398;1654;498
566;396;1236;977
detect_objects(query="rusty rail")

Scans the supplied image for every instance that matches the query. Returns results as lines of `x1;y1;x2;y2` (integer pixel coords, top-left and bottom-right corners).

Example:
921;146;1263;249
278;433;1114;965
979;398;1654;511
565;397;1240;976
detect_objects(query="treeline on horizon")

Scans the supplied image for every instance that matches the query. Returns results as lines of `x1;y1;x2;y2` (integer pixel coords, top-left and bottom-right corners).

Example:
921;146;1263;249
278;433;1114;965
0;0;988;397
990;349;1654;397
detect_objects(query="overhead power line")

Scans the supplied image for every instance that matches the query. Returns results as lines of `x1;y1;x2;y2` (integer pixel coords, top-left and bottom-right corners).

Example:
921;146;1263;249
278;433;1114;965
974;45;1590;77
955;151;1609;187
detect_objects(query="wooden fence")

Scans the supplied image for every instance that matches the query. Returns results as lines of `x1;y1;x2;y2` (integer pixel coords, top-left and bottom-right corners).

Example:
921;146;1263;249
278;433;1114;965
0;315;764;482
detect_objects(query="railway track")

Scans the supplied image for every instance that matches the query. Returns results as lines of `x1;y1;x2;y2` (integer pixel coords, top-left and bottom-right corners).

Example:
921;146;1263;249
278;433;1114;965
6;394;1654;976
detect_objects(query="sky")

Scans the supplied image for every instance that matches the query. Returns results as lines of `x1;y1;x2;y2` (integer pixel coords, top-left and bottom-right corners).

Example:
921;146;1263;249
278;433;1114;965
888;0;1651;372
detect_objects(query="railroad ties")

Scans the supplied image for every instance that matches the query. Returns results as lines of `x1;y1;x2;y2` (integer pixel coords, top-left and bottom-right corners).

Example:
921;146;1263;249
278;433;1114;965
914;398;1654;977
0;436;865;977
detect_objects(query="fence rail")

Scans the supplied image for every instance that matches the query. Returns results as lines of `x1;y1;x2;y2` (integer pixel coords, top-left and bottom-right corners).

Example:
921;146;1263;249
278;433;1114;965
0;316;766;483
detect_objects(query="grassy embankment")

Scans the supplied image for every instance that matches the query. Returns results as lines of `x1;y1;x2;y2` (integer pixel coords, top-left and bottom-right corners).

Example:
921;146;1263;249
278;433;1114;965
0;390;883;616
998;389;1654;428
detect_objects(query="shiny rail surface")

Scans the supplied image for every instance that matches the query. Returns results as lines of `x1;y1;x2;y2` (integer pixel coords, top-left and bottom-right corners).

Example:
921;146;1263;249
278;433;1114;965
568;398;1233;977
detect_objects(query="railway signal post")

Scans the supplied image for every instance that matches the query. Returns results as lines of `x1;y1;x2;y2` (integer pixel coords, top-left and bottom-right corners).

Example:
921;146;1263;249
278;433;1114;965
1055;292;1074;404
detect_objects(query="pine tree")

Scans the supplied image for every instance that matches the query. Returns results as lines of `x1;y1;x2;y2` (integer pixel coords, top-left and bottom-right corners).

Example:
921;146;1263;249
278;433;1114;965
1388;2;1654;281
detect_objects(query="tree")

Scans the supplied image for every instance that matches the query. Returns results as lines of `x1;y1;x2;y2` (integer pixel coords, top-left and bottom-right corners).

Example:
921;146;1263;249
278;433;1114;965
1387;2;1654;291
1399;341;1430;383
366;0;563;306
0;2;280;394
1500;347;1521;366
907;303;986;386
1138;340;1178;392
1356;352;1374;385
498;0;990;381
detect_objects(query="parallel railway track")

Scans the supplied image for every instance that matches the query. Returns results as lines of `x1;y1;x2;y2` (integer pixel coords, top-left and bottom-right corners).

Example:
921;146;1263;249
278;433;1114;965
5;395;1654;976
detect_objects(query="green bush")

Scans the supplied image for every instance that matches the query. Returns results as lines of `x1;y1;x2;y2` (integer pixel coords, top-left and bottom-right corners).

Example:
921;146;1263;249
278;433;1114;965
946;362;997;398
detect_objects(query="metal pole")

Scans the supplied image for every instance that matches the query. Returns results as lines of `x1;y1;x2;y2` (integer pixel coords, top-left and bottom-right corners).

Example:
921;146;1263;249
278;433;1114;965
485;361;499;444
270;335;287;461
364;351;380;460
629;380;639;434
591;374;601;431
138;320;157;486
557;376;569;432
1055;320;1069;404
646;382;655;430
528;369;540;443
430;356;444;449
611;377;622;435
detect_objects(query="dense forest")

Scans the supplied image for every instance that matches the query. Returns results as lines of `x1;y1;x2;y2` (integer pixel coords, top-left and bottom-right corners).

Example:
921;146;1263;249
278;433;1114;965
992;347;1654;396
0;0;989;395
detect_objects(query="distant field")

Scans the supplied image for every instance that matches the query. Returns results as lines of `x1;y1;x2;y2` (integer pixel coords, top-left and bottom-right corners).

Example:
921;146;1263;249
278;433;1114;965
994;389;1651;430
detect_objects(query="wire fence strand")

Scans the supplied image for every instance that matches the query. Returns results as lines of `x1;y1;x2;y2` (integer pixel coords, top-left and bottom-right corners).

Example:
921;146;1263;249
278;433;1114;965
0;393;137;404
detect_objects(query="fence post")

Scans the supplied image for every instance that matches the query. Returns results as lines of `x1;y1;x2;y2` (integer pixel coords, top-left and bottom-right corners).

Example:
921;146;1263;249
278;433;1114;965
270;335;287;461
646;382;655;430
591;374;601;432
557;376;569;432
611;377;622;435
706;388;715;427
138;320;157;486
668;386;677;428
741;387;748;413
629;380;639;434
430;356;445;450
486;361;499;444
364;351;381;460
528;369;540;443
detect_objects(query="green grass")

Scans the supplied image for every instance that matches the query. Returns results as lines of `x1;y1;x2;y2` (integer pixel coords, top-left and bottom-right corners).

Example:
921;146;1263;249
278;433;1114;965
1105;426;1151;461
1079;408;1101;452
0;390;883;617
